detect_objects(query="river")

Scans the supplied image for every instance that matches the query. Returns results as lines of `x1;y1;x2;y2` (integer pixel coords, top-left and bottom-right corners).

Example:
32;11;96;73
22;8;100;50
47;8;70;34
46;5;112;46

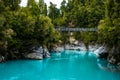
0;50;120;80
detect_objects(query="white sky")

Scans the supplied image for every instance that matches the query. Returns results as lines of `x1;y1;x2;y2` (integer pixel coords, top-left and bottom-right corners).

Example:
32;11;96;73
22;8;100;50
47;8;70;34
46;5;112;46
20;0;64;8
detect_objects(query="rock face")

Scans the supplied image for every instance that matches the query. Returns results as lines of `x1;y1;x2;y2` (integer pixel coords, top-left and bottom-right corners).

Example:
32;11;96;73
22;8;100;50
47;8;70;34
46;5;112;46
107;45;120;66
51;47;64;52
88;44;109;57
0;55;5;63
98;52;109;59
90;44;120;66
43;48;50;58
25;52;43;60
0;55;2;63
97;59;120;72
107;54;120;65
94;45;108;54
0;45;50;62
25;46;50;60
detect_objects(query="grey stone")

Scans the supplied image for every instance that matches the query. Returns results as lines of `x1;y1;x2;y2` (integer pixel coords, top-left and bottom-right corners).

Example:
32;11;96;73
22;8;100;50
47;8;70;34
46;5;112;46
43;48;50;58
108;56;116;64
117;63;120;66
25;52;43;60
0;55;5;63
25;46;50;60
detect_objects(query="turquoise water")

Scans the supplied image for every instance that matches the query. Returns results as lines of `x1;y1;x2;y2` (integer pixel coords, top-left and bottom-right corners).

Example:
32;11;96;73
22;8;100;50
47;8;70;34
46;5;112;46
0;50;120;80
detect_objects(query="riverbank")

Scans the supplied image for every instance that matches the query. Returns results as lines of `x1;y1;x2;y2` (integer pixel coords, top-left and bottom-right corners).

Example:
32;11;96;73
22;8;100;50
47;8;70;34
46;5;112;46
0;45;50;63
54;43;120;66
0;43;120;67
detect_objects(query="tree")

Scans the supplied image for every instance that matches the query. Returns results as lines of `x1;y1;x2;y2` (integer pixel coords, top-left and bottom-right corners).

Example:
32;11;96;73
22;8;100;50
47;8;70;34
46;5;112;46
0;0;5;13
0;15;6;49
60;0;67;16
43;3;47;16
98;0;120;47
48;2;60;25
3;0;21;11
0;0;60;59
39;0;44;14
27;0;40;15
34;15;60;46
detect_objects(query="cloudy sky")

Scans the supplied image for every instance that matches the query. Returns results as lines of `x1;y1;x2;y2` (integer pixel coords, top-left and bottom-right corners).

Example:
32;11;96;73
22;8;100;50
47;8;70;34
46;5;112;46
20;0;64;8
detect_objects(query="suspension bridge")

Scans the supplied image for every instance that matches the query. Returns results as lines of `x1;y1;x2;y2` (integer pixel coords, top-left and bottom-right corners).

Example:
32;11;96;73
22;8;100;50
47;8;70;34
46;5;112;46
55;27;98;32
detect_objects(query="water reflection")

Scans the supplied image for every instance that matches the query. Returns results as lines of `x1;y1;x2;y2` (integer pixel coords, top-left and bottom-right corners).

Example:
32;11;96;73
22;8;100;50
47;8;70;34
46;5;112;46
97;59;120;72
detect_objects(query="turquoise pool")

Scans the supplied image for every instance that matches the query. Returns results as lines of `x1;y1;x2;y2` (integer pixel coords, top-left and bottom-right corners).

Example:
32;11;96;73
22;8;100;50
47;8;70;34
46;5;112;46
0;50;120;80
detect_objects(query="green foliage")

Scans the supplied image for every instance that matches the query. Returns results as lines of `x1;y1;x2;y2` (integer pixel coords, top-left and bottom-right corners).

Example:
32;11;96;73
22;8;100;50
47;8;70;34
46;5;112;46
98;0;120;47
0;14;6;48
0;0;60;56
27;0;47;16
2;0;21;11
59;0;105;45
0;0;5;13
0;0;119;58
48;2;60;25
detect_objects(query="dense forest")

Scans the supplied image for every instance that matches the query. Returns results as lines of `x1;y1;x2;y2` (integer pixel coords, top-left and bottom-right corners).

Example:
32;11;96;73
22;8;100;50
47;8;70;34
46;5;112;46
0;0;120;64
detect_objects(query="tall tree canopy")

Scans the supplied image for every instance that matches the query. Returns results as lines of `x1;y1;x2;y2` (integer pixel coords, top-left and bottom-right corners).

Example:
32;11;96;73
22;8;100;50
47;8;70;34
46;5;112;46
0;0;120;60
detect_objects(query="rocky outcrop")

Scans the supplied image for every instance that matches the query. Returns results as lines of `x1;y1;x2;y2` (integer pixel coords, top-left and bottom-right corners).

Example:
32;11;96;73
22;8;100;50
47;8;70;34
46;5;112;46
43;48;50;58
94;45;109;54
98;52;109;59
63;43;86;51
88;44;120;66
0;55;2;62
107;54;120;65
25;52;43;60
97;59;120;72
0;45;51;62
0;55;5;63
107;45;120;66
25;46;50;60
94;45;120;66
51;47;64;52
88;44;109;57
